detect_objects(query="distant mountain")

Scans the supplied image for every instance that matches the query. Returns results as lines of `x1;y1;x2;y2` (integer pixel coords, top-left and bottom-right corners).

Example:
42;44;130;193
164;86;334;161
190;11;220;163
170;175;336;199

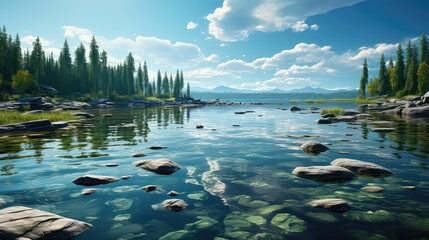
286;87;332;93
191;85;354;94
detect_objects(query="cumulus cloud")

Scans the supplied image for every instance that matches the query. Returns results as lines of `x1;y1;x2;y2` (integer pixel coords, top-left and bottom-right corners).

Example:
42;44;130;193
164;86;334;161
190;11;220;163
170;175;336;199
218;59;256;72
206;54;220;62
21;35;53;47
62;26;208;67
185;67;233;79
349;43;398;61
186;22;198;30
206;0;365;41
310;24;319;30
291;21;309;32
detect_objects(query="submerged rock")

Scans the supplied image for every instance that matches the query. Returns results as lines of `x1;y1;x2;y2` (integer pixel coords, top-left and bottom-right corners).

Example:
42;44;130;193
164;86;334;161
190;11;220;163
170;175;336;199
331;158;393;177
132;153;146;157
292;166;355;182
133;158;180;175
81;188;97;195
105;198;133;211
301;141;329;155
271;213;307;234
159;230;192;240
167;191;179;196
361;186;384;193
307;198;351;213
305;212;338;223
185;216;219;231
73;175;119;186
0;206;92;239
160;199;188;212
149;146;167;150
344;210;396;223
141;185;157;192
317;118;332;124
72;112;95;118
196;125;204;129
399;213;429;231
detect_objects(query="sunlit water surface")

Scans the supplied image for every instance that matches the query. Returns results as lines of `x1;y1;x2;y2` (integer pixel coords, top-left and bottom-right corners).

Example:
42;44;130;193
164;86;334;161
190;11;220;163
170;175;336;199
1;102;429;239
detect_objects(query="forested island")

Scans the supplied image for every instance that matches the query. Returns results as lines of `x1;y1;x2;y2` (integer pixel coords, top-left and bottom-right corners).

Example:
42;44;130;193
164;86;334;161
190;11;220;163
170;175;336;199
0;26;191;100
359;33;429;99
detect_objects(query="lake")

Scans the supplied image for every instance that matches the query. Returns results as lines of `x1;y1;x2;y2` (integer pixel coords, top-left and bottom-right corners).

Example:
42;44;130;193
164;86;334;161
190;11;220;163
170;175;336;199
1;102;429;239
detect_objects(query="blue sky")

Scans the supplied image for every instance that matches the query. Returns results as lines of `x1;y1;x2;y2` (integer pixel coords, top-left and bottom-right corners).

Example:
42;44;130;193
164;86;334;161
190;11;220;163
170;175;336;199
2;0;429;90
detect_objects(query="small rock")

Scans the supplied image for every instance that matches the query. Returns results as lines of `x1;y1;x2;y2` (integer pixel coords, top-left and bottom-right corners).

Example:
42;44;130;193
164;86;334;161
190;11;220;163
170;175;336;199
338;151;350;155
361;186;384;193
104;163;118;167
317;118;332;124
73;175;119;186
234;111;246;114
141;185;157;192
307;198;351;213
26;133;45;139
72;112;95;118
196;125;204;129
168;191;179;196
301;141;329;155
290;106;302;111
292;166;355;182
401;185;416;190
233;124;240;127
120;175;132;180
82;188;97;195
121;123;137;128
133;158;181;175
161;199;188;212
132;153;146;157
149;146;167;150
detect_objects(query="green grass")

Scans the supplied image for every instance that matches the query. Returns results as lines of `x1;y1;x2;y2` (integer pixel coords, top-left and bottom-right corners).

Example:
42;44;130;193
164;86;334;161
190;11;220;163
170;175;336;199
290;98;358;104
0;111;77;125
320;107;345;116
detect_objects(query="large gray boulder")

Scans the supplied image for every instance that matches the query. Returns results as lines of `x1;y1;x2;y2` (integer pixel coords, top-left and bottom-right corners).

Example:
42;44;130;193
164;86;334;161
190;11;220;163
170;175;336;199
134;158;181;175
301;141;329;155
402;105;429;117
343;109;359;116
0;206;92;240
73;175;119;186
331;158;393;177
422;91;429;104
307;198;351;213
292;166;355;182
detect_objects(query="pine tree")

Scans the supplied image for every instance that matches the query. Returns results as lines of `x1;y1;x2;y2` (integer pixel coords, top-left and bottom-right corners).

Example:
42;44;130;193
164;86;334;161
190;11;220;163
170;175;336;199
30;37;45;83
169;74;173;94
378;54;389;96
186;82;191;100
59;40;72;93
125;53;135;95
89;36;100;93
156;70;162;96
100;50;108;95
173;70;181;98
73;43;88;93
136;63;143;94
418;62;429;95
162;71;170;95
5;34;22;82
142;61;149;96
359;59;368;98
0;26;7;81
393;43;405;94
421;33;429;64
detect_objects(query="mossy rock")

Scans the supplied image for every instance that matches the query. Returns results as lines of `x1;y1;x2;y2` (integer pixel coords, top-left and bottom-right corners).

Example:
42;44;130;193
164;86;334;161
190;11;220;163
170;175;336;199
256;205;286;215
159;230;192;240
251;232;283;240
187;191;207;201
305;212;338;223
344;210;396;223
185;216;219;231
271;213;307;234
399;213;429;231
225;231;254;239
231;195;269;208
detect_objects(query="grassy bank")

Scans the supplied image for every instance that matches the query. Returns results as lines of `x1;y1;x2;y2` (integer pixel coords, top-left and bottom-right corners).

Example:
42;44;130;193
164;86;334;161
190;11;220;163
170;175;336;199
0;111;77;125
320;107;345;116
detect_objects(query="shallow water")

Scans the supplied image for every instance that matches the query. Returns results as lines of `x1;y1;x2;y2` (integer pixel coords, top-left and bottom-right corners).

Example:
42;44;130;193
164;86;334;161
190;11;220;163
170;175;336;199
1;102;429;239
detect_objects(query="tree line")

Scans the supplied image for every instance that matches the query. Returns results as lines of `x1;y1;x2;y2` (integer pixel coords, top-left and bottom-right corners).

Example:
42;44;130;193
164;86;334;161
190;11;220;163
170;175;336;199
0;26;192;99
359;33;429;98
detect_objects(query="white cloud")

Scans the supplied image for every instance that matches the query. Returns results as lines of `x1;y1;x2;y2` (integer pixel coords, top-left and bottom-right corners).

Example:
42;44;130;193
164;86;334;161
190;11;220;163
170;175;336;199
349;43;398;61
291;21;308;32
206;0;365;41
62;26;207;67
310;24;319;30
218;59;256;72
185;67;233;79
186;22;198;30
206;54;220;62
21;35;53;47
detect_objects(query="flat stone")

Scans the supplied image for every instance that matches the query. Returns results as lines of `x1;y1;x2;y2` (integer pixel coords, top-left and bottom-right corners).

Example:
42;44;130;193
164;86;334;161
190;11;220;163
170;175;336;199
133;158;181;175
72;112;95;118
301;141;329;155
132;153;146;157
0;206;92;239
343;109;359;116
149;146;167;150
401;185;416;190
196;125;204;129
82;188;98;195
167;191;179;196
317;118;332;124
120;123;137;128
73;175;119;186
402;105;429;117
331;158;393;177
292;166;355;182
307;198;351;213
361;186;384;193
120;175;132;180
